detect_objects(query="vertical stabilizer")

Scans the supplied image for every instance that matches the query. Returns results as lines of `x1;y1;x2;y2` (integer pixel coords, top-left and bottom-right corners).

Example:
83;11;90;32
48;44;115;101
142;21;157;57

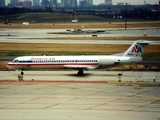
123;40;151;57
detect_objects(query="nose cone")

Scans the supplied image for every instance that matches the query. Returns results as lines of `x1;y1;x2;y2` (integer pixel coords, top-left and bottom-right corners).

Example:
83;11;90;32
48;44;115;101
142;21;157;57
6;62;15;70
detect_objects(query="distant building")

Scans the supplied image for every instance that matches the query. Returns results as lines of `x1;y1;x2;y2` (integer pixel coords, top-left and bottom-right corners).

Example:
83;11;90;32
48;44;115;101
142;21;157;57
69;0;77;7
0;0;5;7
105;0;112;5
86;0;93;6
50;0;58;7
61;0;77;7
16;1;23;7
79;0;87;7
33;0;40;8
61;0;68;7
16;0;32;8
23;0;32;8
10;0;18;7
79;0;93;7
41;0;49;7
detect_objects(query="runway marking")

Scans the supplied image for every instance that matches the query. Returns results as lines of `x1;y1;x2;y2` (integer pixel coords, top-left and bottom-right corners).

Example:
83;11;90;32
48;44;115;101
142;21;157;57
83;88;104;92
58;84;80;89
58;84;104;92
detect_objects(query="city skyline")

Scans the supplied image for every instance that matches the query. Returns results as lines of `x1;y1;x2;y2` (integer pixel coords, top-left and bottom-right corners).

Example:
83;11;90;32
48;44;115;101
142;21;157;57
5;0;159;5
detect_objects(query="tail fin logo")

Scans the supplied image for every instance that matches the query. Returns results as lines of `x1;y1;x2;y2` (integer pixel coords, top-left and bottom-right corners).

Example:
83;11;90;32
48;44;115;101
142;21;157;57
132;45;142;53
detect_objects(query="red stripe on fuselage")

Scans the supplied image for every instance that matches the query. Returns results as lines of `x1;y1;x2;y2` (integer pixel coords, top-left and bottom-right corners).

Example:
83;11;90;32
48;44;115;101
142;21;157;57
7;63;98;67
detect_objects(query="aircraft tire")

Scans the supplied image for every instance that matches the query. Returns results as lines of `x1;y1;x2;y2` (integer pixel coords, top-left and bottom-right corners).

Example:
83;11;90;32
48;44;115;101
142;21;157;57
78;70;84;76
21;71;24;75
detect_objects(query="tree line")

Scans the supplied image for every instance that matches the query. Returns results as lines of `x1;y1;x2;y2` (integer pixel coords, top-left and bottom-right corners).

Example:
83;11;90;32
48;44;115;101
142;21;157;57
0;7;159;20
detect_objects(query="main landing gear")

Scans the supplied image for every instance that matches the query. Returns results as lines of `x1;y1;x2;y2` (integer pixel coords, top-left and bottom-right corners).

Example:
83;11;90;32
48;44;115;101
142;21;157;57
77;70;84;76
21;69;24;75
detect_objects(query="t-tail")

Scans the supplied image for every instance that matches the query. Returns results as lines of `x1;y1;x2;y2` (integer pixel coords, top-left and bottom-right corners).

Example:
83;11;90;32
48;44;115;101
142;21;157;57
123;40;151;57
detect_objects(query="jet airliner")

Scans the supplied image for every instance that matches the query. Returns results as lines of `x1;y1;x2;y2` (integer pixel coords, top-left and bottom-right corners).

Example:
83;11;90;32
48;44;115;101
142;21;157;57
6;40;151;75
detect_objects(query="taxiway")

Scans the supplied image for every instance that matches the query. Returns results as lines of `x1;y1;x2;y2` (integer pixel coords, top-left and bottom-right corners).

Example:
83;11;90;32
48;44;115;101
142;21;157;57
0;71;160;83
0;28;160;44
0;71;160;120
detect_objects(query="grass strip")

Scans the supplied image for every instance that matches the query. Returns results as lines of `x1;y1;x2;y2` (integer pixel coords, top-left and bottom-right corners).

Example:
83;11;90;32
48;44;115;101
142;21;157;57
0;43;159;59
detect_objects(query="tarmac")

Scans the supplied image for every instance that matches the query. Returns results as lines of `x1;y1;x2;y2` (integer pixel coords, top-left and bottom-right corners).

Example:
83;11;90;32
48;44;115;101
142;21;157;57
0;71;160;120
0;71;160;82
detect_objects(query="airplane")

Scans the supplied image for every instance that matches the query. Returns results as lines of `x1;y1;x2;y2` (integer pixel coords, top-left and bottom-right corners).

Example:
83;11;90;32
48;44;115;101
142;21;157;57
6;40;151;76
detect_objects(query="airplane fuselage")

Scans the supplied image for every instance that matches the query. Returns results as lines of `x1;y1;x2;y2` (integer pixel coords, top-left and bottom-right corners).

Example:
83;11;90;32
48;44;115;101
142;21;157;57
6;55;142;70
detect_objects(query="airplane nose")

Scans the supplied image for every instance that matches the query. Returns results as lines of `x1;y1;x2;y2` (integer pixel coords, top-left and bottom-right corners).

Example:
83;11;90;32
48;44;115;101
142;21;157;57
6;62;14;69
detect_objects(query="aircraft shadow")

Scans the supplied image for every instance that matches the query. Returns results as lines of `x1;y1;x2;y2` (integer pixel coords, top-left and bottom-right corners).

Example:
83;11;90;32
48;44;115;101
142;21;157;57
66;73;92;77
16;71;118;77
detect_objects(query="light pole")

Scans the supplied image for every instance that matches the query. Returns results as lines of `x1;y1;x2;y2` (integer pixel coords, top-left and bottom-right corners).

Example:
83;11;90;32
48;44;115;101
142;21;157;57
125;3;128;30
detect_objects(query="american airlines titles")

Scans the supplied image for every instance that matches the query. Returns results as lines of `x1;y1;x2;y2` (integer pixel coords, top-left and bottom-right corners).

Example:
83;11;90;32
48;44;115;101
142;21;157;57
31;57;55;61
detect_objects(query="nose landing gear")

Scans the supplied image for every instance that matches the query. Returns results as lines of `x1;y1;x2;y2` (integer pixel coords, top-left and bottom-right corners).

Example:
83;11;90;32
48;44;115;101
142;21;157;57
21;69;24;75
18;69;24;80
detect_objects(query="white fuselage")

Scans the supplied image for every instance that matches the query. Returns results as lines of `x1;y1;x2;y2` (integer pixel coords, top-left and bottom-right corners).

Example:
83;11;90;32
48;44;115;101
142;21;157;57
6;55;142;70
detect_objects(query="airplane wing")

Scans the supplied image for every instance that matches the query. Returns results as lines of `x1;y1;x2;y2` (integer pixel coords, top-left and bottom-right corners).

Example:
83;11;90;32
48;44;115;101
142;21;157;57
63;65;97;70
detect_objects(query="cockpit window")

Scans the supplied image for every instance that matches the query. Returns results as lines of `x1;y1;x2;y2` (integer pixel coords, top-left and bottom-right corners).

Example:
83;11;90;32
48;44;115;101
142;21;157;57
13;59;19;63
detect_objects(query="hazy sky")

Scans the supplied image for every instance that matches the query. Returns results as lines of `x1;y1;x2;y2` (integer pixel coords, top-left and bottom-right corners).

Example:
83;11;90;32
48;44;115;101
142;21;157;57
5;0;159;5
